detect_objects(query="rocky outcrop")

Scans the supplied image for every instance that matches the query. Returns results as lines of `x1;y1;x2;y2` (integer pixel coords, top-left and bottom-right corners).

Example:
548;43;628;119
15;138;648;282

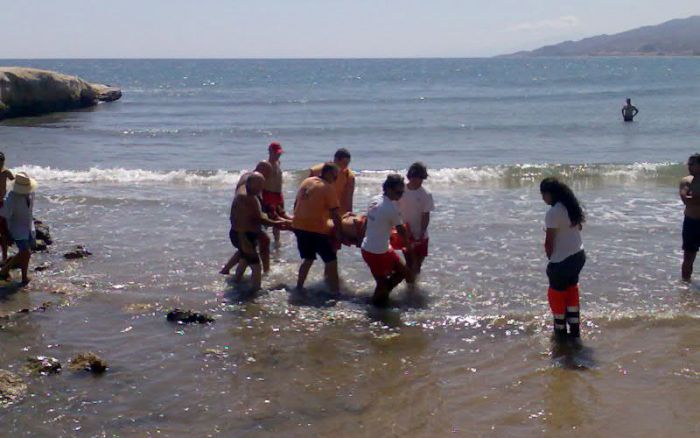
167;308;215;324
64;245;92;260
0;67;121;120
0;370;27;408
25;356;61;375
68;352;108;374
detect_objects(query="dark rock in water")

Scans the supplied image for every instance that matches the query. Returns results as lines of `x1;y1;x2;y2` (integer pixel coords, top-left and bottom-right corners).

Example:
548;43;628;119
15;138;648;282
0;67;122;120
33;220;52;245
166;308;215;324
31;239;47;252
25;356;61;375
34;262;52;272
64;245;92;260
68;352;108;374
0;370;27;408
18;301;53;314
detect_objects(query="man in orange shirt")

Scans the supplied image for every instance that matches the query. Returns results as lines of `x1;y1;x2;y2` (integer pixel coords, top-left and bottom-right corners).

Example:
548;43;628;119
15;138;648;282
293;162;343;292
309;148;355;215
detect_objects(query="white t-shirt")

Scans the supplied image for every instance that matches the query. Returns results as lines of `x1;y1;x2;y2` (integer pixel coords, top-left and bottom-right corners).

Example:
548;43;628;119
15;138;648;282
361;194;403;254
545;202;583;263
398;186;434;239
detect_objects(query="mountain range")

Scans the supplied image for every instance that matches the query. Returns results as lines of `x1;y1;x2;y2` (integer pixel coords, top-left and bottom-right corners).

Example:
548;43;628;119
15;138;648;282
506;16;700;57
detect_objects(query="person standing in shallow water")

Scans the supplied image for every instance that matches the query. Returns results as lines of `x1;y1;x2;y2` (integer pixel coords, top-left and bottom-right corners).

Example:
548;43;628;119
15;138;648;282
362;174;414;306
262;142;291;248
0;172;38;285
679;153;700;281
540;177;586;344
622;98;639;122
310;148;355;215
0;152;15;262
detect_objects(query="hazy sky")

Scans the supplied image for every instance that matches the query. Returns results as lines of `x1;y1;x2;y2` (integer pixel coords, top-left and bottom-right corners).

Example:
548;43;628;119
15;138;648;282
1;0;699;58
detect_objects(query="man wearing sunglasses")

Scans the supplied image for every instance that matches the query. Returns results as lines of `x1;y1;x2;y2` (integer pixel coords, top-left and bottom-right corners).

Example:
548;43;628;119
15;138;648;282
361;174;414;306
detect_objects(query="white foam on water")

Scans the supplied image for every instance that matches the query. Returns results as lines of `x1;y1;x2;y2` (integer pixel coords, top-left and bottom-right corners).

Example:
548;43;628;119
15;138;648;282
12;162;682;188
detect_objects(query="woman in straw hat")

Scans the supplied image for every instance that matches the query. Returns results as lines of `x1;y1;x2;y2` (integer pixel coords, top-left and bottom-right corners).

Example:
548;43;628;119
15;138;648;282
0;172;38;285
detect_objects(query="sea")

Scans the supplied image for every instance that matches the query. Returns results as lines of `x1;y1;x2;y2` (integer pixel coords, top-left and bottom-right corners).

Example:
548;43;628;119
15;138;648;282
0;58;698;436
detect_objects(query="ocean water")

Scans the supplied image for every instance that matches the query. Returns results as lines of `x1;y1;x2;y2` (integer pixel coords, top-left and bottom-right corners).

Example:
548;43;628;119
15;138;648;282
0;58;698;436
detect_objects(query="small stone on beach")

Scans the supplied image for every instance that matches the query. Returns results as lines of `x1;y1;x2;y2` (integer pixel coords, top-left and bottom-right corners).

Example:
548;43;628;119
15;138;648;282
166;308;214;324
68;352;108;374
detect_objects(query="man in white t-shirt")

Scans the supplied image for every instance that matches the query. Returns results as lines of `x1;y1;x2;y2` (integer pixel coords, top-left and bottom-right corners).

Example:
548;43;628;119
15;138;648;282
361;174;414;306
395;162;434;278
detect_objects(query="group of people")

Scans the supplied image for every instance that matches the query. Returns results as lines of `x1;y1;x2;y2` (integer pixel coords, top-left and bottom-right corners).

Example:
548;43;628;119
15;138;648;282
222;143;434;307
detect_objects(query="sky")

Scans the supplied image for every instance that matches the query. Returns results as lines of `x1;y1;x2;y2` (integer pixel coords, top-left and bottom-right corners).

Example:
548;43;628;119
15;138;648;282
1;0;699;58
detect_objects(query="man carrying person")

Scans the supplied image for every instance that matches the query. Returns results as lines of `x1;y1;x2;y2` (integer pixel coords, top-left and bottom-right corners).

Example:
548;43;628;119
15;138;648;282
221;161;279;275
622;98;639;122
679;153;700;281
229;172;289;291
262;142;291;248
310;148;355;215
361;174;414;306
393;162;434;280
292;162;343;293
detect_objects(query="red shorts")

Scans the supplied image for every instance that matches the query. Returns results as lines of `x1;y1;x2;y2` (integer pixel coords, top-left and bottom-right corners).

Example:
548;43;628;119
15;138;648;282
362;249;401;278
390;228;429;258
262;190;284;215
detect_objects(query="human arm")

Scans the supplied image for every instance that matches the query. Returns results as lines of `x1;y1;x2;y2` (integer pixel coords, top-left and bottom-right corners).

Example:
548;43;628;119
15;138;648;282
544;228;555;259
680;179;700;205
330;207;342;242
633;106;639;116
419;212;430;239
3;170;14;181
344;175;355;213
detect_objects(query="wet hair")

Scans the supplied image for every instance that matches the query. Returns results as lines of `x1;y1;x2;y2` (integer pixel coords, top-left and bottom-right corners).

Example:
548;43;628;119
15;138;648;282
626;98;631;103
383;174;405;193
540;177;586;226
0;152;5;162
334;148;351;161
321;162;339;177
407;162;428;179
246;172;264;191
688;154;700;165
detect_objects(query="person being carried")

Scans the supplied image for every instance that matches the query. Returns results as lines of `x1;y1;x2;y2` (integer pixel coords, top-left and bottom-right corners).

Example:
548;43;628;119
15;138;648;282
229;172;288;291
262;142;292;248
0;172;38;285
622;98;639;122
310;148;355;215
0;152;15;262
679;153;700;281
394;162;435;279
292;162;343;293
540;177;586;345
361;174;414;306
220;161;284;275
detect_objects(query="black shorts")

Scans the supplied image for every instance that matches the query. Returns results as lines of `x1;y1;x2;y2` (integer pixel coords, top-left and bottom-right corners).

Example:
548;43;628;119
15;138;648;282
623;116;634;122
547;250;586;291
229;228;260;264
682;217;700;253
293;229;337;263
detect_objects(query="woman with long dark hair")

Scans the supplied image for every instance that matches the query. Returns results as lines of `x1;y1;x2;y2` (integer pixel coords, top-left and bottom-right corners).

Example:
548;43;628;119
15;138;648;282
540;177;586;343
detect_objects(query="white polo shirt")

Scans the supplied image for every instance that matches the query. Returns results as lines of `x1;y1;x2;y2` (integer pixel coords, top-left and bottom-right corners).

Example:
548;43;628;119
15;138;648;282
361;194;403;254
545;202;583;263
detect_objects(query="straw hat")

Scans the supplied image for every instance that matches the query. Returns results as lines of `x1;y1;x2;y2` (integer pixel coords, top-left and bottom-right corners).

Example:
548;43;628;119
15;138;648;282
12;172;38;195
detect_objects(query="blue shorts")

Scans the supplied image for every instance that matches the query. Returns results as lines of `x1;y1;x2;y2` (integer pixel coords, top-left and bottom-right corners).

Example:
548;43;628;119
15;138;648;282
14;234;35;252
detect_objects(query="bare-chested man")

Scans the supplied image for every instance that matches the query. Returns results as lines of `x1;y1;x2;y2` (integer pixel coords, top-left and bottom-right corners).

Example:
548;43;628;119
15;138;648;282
622;98;639;122
229;172;288;291
679;153;700;281
221;161;286;275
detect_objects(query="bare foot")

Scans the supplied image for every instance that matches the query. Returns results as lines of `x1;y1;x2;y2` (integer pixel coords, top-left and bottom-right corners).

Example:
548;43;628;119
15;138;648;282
219;268;230;275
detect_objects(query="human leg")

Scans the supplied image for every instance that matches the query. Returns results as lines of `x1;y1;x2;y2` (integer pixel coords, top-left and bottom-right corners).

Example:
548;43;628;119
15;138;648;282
682;251;696;281
323;260;339;293
297;259;314;290
546;262;568;340
258;231;271;273
220;251;240;275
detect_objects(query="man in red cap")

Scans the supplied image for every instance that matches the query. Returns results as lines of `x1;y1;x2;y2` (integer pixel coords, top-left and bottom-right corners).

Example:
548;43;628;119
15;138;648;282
262;142;292;247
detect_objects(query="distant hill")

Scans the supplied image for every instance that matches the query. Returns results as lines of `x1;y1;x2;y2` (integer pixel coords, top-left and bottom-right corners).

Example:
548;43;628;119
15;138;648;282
506;16;700;57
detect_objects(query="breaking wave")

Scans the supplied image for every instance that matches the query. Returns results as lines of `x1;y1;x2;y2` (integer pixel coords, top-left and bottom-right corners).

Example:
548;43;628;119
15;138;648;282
14;162;685;188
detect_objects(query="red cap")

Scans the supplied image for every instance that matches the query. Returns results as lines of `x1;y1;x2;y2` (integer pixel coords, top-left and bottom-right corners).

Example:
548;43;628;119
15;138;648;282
268;142;284;154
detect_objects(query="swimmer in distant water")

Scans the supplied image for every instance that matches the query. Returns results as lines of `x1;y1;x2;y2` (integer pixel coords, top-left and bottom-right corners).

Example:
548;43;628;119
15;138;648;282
540;177;586;344
679;153;700;281
622;98;639;122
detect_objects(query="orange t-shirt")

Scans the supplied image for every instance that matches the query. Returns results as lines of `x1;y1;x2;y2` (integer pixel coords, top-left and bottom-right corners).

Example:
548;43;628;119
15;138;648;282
310;163;355;214
292;177;340;234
